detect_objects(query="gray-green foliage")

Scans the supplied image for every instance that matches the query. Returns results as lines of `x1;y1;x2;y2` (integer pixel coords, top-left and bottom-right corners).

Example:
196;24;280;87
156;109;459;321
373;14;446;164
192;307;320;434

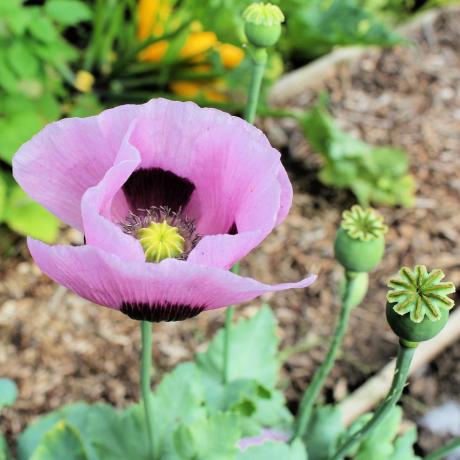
11;306;424;459
0;0;93;243
16;307;301;460
300;102;415;207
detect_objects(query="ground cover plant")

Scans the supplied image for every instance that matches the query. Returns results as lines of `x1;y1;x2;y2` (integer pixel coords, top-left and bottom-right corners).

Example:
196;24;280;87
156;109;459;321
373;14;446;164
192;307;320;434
1;1;460;459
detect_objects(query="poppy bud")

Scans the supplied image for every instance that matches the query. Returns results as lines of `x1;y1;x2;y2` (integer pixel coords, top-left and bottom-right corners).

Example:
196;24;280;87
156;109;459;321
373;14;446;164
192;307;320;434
334;205;387;273
243;3;285;48
386;265;455;345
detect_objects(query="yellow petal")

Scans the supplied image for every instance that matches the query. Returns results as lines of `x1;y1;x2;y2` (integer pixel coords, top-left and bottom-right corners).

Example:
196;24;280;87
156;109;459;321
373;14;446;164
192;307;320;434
179;31;218;59
139;40;169;62
218;43;244;69
170;80;228;103
137;0;171;40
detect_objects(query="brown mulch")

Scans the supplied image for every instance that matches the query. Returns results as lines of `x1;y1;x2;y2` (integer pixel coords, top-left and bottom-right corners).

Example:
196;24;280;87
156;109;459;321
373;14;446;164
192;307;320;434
1;7;459;454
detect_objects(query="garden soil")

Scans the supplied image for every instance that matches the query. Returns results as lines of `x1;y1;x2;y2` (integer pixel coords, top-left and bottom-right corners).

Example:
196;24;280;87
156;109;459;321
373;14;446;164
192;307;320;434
1;8;459;455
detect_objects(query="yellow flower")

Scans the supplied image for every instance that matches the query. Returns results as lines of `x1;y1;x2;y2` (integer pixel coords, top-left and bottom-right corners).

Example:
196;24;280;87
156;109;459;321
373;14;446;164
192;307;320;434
218;43;245;69
138;0;170;40
170;80;229;103
179;31;218;60
74;70;95;93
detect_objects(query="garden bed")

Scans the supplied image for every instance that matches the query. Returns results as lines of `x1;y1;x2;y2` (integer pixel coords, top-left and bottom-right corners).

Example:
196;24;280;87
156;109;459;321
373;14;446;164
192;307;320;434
1;6;459;455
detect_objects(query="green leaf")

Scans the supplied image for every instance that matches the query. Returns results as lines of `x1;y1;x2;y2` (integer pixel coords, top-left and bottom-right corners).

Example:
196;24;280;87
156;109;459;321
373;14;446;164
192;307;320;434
4;185;59;243
305;405;344;460
7;40;39;78
387;428;421;460
196;305;279;387
354;406;402;460
173;412;241;460
238;438;308;460
0;434;12;460
18;403;96;460
0;378;17;408
0;174;7;222
30;422;88;460
152;363;206;458
284;0;402;60
45;0;92;26
28;16;59;43
301;102;415;208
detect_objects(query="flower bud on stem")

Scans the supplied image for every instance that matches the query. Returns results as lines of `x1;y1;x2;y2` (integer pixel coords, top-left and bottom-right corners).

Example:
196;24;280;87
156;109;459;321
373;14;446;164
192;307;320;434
223;3;284;385
329;266;455;459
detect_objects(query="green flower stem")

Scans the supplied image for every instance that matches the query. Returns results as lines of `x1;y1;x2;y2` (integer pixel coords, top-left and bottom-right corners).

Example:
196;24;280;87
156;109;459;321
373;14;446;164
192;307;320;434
223;263;240;384
244;48;268;124
141;321;155;459
292;272;360;441
222;45;267;384
330;344;416;460
425;437;460;460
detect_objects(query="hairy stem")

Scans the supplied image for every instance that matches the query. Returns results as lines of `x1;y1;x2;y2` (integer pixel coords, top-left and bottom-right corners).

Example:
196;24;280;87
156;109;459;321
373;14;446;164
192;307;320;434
330;344;416;459
425;437;460;460
141;321;155;459
292;273;360;440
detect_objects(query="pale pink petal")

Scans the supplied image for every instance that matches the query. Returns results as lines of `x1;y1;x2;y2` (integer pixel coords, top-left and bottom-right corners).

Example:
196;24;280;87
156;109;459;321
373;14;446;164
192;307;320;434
13;105;140;230
275;166;293;225
28;239;316;320
81;122;144;262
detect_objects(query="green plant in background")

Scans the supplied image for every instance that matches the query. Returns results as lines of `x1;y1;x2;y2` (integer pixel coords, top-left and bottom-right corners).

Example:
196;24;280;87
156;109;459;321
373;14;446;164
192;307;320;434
299;100;416;207
0;0;97;243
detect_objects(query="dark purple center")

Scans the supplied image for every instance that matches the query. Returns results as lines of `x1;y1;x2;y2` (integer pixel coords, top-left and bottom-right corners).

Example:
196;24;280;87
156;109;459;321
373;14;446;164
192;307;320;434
121;302;205;322
123;168;195;213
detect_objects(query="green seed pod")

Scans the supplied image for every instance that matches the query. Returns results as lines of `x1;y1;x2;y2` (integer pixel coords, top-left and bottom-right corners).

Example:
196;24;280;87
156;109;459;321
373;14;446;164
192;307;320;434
334;206;387;273
243;3;285;48
386;265;455;343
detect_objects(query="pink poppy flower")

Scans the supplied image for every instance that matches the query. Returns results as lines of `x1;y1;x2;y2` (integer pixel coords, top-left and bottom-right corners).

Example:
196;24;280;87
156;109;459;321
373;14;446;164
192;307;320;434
13;99;315;322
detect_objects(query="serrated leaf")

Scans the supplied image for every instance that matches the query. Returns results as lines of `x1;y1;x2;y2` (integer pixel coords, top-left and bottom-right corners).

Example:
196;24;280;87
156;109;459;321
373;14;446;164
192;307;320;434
173;412;241;460
305;405;344;460
0;378;17;408
238;438;308;460
17;403;98;460
45;0;92;26
30;422;88;460
196;305;279;387
4;185;59;243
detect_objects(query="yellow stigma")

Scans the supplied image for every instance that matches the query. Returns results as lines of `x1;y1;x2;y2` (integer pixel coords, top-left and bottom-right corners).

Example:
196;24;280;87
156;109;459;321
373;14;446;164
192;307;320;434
137;221;185;262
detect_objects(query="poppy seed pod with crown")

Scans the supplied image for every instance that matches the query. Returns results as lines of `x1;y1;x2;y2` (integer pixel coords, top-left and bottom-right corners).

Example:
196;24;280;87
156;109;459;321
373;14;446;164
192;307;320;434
386;265;455;345
243;3;285;48
334;205;387;273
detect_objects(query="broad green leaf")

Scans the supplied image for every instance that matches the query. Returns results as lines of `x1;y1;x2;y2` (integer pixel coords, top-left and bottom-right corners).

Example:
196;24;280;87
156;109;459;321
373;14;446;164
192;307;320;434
301;102;415;208
4;185;59;243
0;174;7;222
28;16;59;43
0;112;43;164
354;406;402;460
196;305;279;387
0;434;12;460
387;428;421;460
85;404;149;460
18;403;97;460
0;51;18;93
173;412;241;460
0;378;17;408
305;405;344;460
45;0;92;26
152;363;206;458
7;41;39;79
30;422;88;460
238;438;308;460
